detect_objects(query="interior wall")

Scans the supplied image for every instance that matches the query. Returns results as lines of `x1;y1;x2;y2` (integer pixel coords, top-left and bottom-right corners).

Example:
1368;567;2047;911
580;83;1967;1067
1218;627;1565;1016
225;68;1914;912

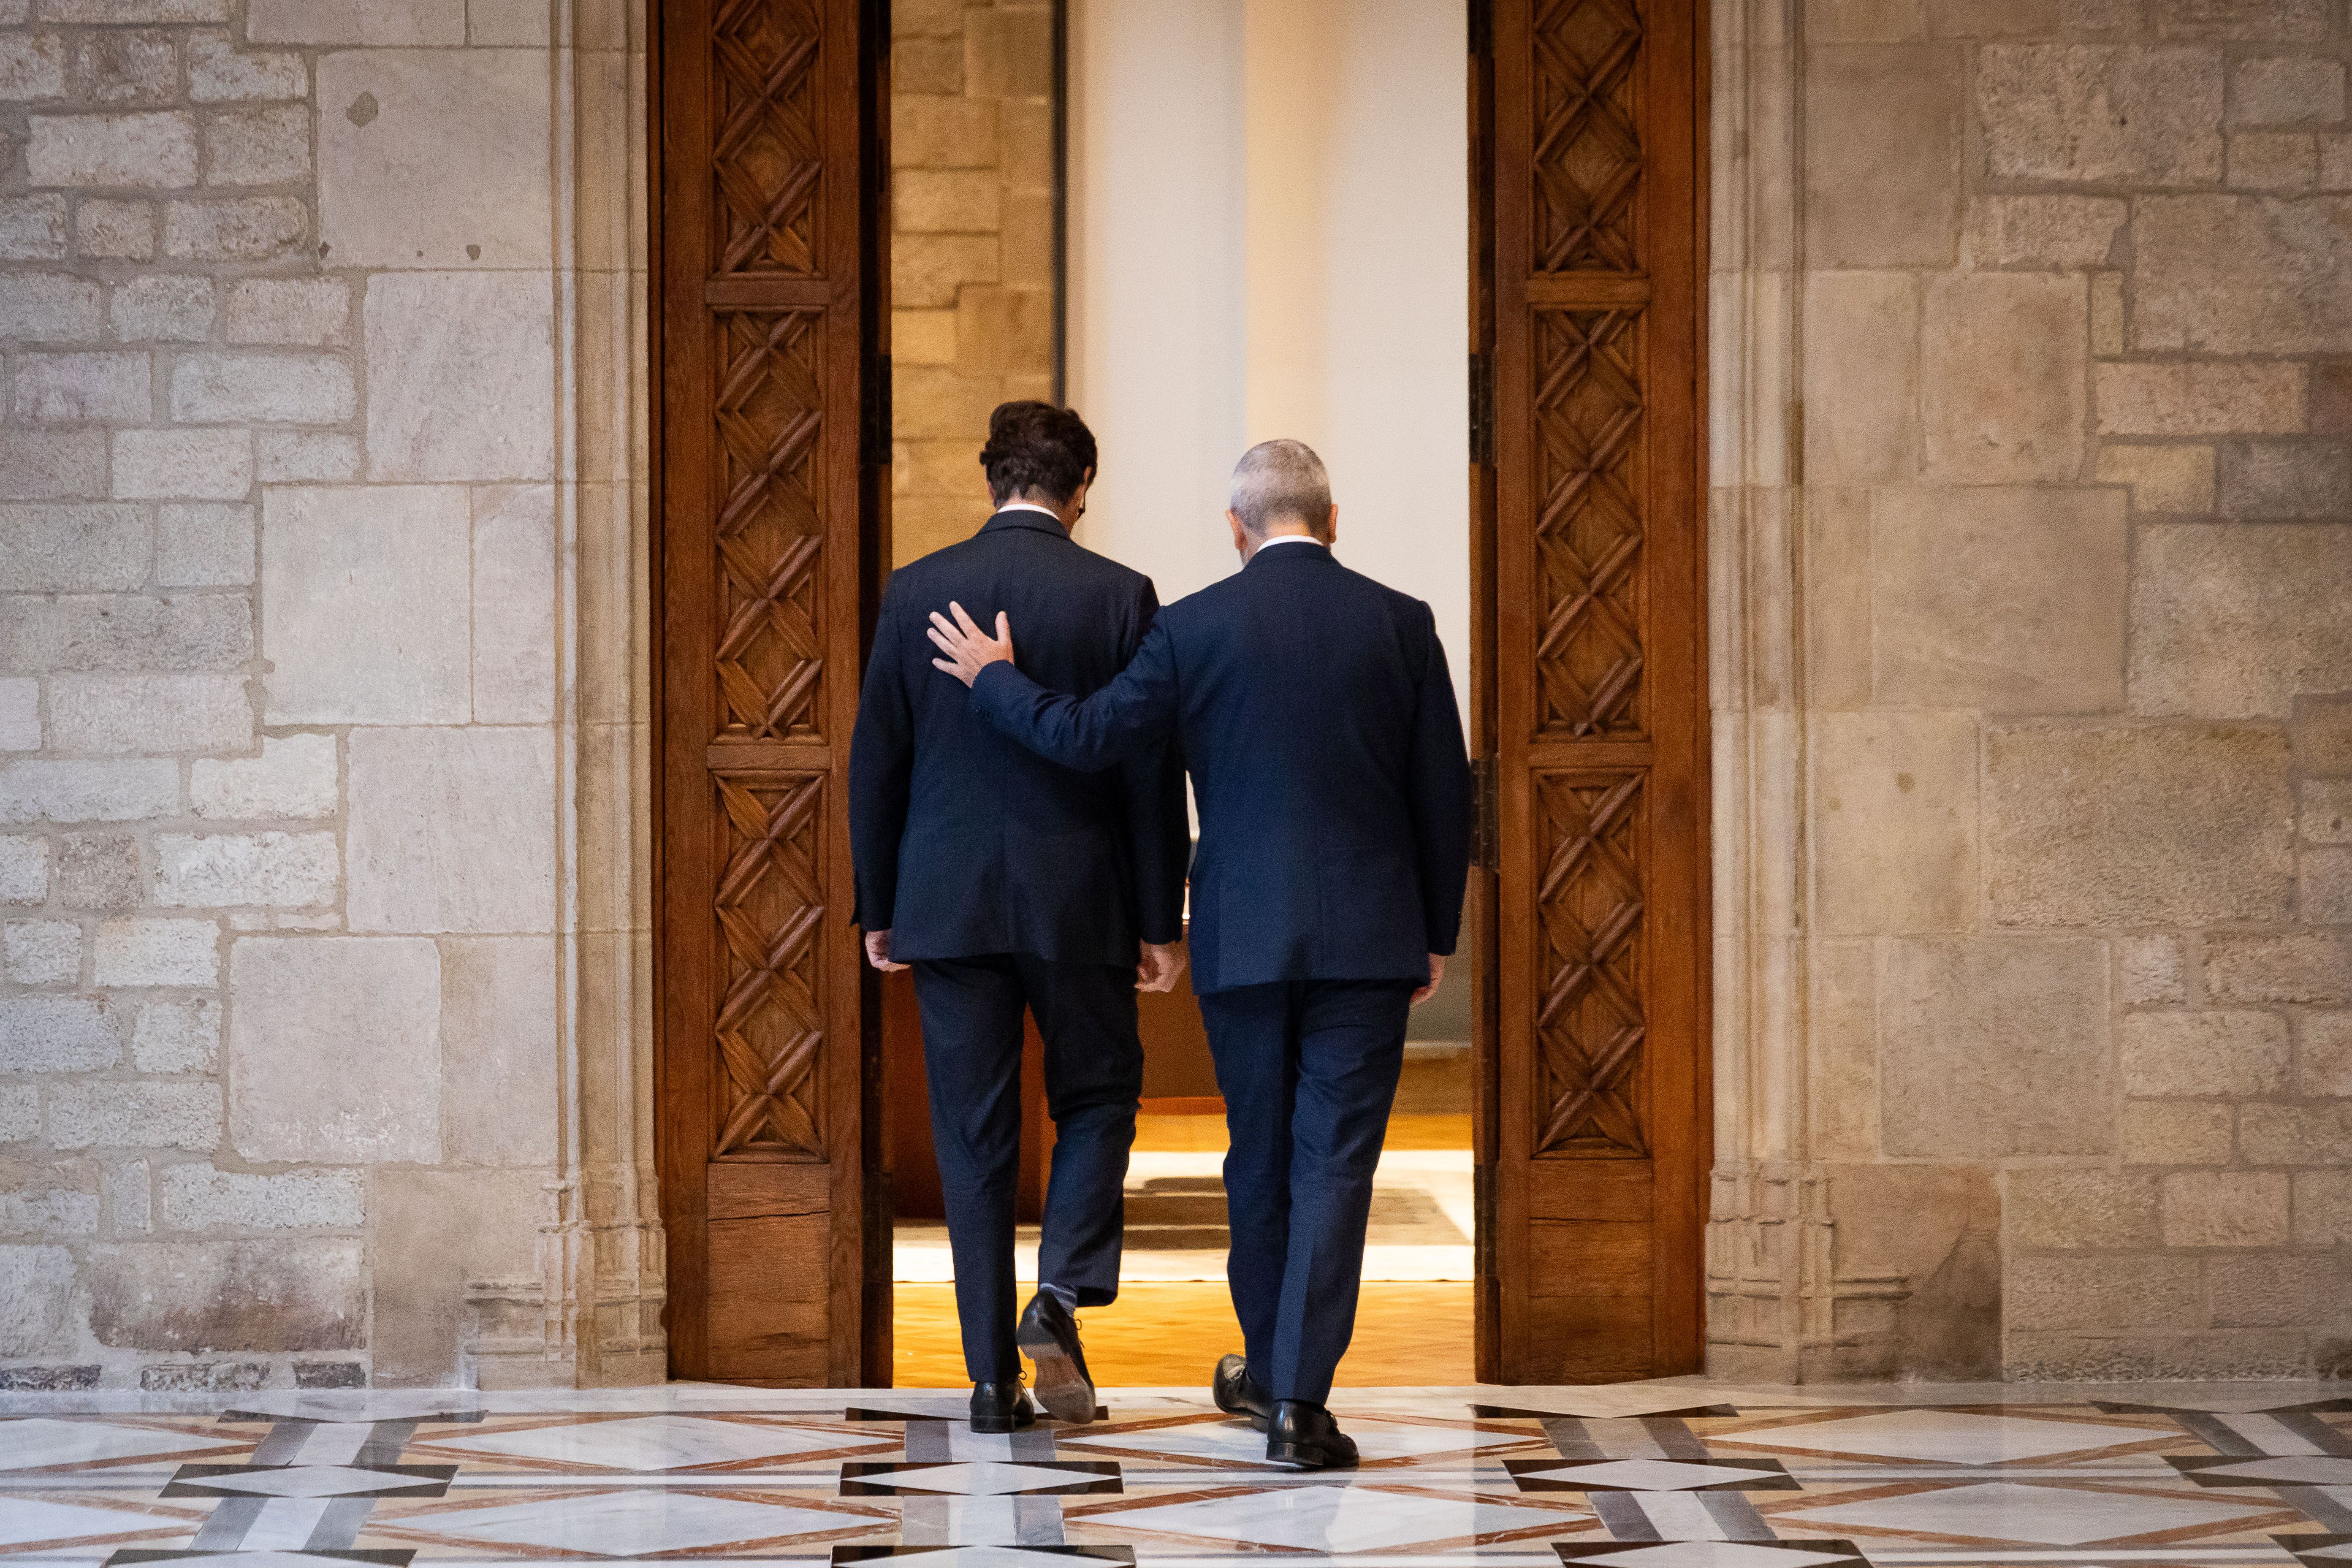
1064;0;1247;600
889;0;1056;566
0;0;661;1393
1067;0;1470;717
1708;0;2352;1382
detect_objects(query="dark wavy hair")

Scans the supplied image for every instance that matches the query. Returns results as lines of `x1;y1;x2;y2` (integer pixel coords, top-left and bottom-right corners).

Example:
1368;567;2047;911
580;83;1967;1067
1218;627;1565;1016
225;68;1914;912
979;401;1098;506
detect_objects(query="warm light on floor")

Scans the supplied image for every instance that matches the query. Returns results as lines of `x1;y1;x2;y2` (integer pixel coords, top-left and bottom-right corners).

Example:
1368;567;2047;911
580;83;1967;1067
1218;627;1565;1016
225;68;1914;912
891;1281;1475;1388
893;1108;1477;1391
1127;1111;1471;1151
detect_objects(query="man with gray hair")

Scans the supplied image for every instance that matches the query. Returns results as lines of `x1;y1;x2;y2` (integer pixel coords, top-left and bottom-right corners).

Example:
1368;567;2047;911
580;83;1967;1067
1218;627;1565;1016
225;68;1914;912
927;438;1473;1470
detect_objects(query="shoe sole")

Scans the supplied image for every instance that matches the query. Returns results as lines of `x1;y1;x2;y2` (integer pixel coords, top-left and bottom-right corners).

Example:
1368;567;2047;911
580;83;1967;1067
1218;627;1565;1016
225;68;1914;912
970;1413;1033;1434
1018;1329;1096;1426
1263;1441;1355;1471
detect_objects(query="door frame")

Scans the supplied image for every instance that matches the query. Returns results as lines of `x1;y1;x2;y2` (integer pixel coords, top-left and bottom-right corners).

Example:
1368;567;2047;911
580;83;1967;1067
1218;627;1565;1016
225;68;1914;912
647;0;896;1387
646;0;1711;1389
1469;0;1712;1384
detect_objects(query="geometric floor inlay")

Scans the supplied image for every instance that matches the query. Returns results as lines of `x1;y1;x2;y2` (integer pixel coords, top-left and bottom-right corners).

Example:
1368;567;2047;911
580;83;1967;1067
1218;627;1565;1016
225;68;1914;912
0;1419;233;1472
392;1490;879;1553
1510;1458;1798;1492
0;1497;198;1549
1064;1416;1505;1465
4;1380;2349;1568
108;1556;413;1568
1555;1545;1869;1568
2177;1455;2352;1487
420;1414;888;1470
160;1464;455;1499
1776;1479;2280;1544
842;1460;1122;1496
1724;1411;2162;1465
1102;1487;1581;1552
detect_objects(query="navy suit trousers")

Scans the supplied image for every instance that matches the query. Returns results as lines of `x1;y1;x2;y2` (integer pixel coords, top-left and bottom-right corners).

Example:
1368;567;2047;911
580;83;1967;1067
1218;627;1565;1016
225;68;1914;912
1198;977;1416;1405
912;954;1142;1383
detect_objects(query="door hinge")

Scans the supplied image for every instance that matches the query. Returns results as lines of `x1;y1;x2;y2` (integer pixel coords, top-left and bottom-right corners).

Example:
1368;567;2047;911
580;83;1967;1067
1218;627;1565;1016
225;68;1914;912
1468;0;1494;56
1468;351;1495;469
862;353;892;469
1471;756;1500;872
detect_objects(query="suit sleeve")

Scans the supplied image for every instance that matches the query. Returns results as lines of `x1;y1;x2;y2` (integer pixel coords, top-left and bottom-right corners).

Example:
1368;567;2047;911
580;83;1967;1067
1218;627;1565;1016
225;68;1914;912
848;587;913;932
1408;605;1475;956
1112;582;1190;946
968;617;1182;773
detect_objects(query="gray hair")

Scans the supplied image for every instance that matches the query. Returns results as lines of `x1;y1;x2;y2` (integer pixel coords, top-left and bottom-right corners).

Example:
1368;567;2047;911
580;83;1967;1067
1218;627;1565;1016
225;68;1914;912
1229;439;1332;537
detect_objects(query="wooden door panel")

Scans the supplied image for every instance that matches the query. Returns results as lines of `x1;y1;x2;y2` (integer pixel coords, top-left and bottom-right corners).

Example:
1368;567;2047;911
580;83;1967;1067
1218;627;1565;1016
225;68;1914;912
1522;1297;1655;1381
656;0;886;1386
1530;1221;1654;1293
1489;0;1708;1384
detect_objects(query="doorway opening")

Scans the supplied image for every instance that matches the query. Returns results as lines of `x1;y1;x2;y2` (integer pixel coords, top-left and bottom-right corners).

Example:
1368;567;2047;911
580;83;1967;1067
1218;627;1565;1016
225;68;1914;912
884;959;1481;1388
882;0;1480;1390
649;0;1708;1389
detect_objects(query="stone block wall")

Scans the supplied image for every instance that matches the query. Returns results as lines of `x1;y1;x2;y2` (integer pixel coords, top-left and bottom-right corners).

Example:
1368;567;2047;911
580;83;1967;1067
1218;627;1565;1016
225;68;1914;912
0;0;658;1391
889;0;1055;565
5;0;2348;1389
1710;0;2352;1378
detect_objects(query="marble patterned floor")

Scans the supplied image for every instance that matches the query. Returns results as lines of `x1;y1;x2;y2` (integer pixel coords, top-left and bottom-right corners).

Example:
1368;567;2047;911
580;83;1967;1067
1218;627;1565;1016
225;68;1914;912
5;1381;2352;1568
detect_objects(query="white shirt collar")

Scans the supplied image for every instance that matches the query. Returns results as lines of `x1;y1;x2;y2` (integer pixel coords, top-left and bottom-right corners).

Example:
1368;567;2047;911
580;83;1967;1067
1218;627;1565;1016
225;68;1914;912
1253;534;1326;553
993;502;1063;522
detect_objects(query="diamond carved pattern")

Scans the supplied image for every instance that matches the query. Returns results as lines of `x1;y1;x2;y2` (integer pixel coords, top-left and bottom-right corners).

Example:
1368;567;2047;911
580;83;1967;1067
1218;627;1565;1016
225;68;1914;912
715;310;826;739
1533;0;1645;272
713;772;826;1158
1533;771;1647;1156
1535;309;1646;738
712;0;822;274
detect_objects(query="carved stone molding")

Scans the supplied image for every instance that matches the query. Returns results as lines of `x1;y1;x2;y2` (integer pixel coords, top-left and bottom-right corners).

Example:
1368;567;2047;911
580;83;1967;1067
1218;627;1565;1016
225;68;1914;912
467;6;667;1391
1705;0;1830;1377
1703;0;1931;1379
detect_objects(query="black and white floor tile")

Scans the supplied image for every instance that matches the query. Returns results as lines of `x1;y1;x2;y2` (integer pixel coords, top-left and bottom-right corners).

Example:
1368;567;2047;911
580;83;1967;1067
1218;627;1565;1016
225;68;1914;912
3;1382;2352;1566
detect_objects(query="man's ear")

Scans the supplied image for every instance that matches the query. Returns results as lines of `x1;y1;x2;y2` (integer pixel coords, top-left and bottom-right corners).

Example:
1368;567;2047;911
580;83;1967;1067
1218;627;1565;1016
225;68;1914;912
1323;503;1340;544
1226;509;1249;556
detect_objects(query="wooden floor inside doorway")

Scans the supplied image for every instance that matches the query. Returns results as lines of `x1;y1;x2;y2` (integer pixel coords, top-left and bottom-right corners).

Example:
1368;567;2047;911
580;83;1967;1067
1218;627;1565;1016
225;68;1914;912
893;1077;1478;1389
893;1280;1474;1388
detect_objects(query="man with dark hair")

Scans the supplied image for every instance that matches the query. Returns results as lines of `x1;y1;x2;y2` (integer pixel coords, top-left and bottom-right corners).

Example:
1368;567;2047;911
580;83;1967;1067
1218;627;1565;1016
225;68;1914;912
849;400;1188;1433
926;438;1472;1471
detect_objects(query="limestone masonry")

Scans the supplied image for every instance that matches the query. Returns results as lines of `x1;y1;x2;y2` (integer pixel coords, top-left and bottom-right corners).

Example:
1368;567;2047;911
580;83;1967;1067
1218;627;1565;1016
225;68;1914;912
0;0;657;1391
0;0;2347;1388
1707;0;2352;1381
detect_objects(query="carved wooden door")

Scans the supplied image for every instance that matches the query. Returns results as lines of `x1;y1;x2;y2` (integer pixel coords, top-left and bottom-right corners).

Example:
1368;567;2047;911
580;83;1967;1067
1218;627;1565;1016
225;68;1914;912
1483;0;1710;1383
655;0;889;1385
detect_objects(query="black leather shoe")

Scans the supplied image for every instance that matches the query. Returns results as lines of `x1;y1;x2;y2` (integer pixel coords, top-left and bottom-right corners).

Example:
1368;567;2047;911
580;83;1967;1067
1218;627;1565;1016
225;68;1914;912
1213;1353;1274;1433
1016;1289;1097;1425
970;1381;1036;1433
1265;1400;1358;1470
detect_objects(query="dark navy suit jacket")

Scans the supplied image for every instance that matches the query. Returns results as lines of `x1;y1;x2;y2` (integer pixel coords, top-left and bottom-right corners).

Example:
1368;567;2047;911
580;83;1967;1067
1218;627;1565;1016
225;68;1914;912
849;510;1188;966
968;540;1473;994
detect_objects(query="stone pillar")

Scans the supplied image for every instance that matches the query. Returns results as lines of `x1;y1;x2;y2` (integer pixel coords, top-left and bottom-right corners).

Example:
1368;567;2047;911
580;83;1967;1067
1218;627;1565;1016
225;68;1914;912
1706;0;1826;1383
469;1;665;1392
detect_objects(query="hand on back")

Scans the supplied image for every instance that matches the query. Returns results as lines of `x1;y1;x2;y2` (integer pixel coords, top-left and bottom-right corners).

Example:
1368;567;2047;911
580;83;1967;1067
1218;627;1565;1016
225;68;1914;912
929;602;1016;686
